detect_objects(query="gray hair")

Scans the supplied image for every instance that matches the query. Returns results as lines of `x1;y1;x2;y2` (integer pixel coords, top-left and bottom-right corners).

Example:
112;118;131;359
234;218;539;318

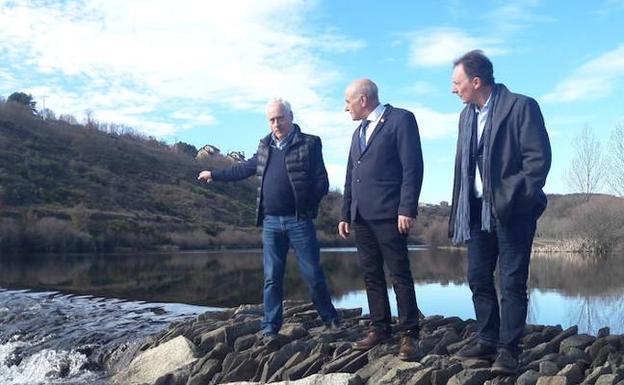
357;79;378;100
266;98;292;116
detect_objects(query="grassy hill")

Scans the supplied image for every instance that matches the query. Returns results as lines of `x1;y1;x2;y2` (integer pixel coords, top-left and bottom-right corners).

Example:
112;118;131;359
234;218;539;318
1;100;261;253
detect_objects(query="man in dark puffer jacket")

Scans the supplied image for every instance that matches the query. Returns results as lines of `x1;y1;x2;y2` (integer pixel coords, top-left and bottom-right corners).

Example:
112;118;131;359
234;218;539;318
198;99;339;340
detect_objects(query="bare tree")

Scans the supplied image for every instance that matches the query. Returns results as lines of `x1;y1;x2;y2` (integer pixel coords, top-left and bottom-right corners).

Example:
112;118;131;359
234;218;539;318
607;123;624;197
566;125;604;200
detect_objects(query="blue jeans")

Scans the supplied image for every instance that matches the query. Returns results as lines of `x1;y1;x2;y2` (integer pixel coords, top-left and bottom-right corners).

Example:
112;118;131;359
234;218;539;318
467;200;537;354
261;215;338;335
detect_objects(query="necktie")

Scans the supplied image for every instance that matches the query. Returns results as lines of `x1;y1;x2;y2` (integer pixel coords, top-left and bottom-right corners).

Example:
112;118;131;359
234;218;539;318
359;119;370;152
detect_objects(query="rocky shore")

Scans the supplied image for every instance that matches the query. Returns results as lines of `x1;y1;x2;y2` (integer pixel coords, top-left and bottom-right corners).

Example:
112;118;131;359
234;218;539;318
106;301;624;385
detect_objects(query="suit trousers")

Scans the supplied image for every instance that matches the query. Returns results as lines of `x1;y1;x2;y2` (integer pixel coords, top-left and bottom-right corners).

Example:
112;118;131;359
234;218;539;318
353;214;420;335
467;198;537;354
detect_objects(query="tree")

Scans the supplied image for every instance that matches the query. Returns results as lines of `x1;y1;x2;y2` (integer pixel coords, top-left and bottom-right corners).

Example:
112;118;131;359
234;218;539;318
7;91;37;113
40;108;56;120
566;125;604;200
607;123;624;197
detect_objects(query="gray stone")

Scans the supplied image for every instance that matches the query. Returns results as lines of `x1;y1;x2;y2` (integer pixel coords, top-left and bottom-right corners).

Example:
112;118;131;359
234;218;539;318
199;326;227;352
354;354;395;383
430;363;463;385
268;351;306;382
597;328;610;339
593;345;618;369
260;340;312;382
216;372;360;385
420;354;445;367
283;302;316;317
234;334;257;352
431;330;462;355
338;308;363;319
484;377;516;385
461;358;491;369
447;368;495;385
582;365;611;385
447;337;473;354
323;349;368;374
405;367;434;385
540;361;561;376
203;342;231;362
595;374;624;385
284;352;325;381
557;363;584;385
516;369;541;385
280;323;309;340
153;366;190;385
332;342;352;359
561;335;596;354
536;376;568;385
377;361;423;384
111;335;197;385
187;358;220;385
551;327;579;347
522;341;559;366
221;358;258;383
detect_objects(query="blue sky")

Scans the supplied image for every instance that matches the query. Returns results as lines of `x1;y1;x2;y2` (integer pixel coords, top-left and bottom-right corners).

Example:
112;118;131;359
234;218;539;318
1;0;623;204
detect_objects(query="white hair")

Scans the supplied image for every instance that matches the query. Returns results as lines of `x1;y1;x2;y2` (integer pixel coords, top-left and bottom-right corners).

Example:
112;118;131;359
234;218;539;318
266;98;292;116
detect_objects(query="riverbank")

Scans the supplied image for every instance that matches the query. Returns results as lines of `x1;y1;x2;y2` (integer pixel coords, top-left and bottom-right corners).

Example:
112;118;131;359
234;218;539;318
106;301;624;385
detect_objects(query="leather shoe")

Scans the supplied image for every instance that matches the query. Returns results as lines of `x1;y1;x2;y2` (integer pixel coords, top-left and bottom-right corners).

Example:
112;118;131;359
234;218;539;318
492;349;519;375
398;335;419;361
455;341;497;360
353;329;390;350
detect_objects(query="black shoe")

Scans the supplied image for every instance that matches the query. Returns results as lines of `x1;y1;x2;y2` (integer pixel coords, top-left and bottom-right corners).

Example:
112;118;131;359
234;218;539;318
455;342;497;360
491;349;519;375
260;332;280;348
326;319;342;331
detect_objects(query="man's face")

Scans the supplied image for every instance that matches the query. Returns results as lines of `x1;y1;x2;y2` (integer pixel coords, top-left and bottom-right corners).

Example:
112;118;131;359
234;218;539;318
344;87;366;121
266;103;293;140
452;64;477;104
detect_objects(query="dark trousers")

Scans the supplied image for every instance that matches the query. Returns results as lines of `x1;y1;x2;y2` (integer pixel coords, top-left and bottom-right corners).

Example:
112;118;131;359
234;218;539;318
353;214;420;335
467;198;537;354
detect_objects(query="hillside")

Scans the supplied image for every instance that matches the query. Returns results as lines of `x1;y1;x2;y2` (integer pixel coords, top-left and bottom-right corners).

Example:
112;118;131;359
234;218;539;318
1;100;261;253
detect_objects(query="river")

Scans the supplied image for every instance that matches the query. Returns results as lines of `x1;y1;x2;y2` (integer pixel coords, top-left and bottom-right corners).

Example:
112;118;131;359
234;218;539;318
1;247;623;384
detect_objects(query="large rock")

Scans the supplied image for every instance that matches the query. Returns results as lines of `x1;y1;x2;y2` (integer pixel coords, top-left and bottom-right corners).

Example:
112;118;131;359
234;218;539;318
557;363;584;385
111;335;197;385
516;369;541;385
536;376;568;385
219;372;360;385
447;369;495;385
377;361;423;384
560;335;596;354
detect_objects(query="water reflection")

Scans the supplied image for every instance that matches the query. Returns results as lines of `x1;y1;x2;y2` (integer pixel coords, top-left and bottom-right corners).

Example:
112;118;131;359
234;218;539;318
1;249;623;334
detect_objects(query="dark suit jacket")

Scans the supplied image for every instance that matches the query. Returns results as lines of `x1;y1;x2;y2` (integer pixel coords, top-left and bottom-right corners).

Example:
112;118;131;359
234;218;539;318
449;84;551;236
341;104;424;223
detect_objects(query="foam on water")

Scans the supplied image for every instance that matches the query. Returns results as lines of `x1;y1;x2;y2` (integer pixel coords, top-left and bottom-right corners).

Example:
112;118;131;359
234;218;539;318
0;288;213;385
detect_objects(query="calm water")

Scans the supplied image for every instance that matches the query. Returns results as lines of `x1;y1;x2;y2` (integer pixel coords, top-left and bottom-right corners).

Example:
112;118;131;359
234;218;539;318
1;247;624;384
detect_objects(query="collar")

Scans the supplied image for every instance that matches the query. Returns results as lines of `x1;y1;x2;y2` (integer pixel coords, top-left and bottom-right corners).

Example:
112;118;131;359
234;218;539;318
364;103;385;123
474;91;493;114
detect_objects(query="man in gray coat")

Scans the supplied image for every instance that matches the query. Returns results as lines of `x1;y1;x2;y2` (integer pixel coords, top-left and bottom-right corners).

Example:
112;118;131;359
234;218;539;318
448;50;551;374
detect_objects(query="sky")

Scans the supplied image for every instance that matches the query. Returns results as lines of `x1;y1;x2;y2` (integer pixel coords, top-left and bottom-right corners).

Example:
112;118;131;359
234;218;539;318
1;0;623;204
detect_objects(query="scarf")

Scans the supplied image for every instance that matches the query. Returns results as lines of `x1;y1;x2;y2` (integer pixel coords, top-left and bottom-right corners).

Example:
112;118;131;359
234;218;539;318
452;86;498;244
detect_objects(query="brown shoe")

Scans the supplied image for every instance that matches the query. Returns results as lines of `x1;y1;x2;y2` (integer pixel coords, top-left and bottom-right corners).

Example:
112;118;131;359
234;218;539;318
398;335;419;361
353;329;390;350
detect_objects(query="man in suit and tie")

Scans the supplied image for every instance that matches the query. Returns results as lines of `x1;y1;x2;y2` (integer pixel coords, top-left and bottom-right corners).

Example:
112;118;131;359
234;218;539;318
449;50;551;374
338;79;423;361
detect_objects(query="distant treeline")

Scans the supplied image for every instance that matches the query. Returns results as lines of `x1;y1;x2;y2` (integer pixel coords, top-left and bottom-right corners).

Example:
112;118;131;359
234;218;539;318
1;95;623;255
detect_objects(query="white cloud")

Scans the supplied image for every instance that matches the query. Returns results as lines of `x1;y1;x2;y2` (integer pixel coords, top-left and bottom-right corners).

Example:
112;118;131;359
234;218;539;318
0;0;364;134
485;1;552;34
404;104;458;140
542;45;624;103
407;28;507;68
